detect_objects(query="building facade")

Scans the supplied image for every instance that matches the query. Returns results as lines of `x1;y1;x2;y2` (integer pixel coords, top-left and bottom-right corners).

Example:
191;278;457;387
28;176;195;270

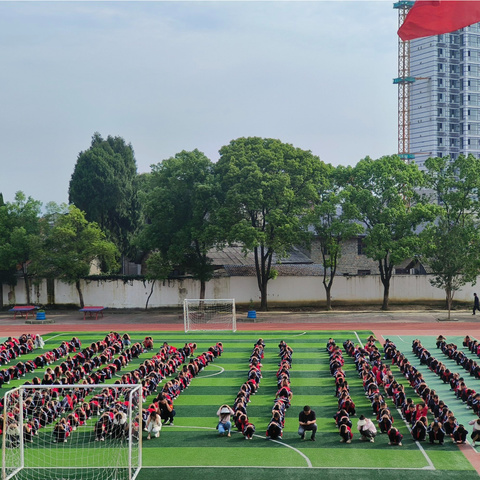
409;23;480;168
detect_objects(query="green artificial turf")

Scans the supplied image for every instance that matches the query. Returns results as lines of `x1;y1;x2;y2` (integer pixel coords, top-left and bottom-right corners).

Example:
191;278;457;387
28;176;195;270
1;329;477;480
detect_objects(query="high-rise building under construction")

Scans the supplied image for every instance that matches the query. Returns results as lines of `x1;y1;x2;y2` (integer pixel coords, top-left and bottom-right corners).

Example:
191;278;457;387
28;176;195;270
408;24;480;168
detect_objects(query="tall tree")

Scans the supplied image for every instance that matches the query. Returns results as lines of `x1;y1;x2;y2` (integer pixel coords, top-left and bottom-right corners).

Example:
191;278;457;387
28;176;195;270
308;166;362;310
344;155;435;310
420;154;480;318
139;150;218;299
69;132;140;262
144;251;172;310
216;137;326;311
0;192;43;304
40;205;119;307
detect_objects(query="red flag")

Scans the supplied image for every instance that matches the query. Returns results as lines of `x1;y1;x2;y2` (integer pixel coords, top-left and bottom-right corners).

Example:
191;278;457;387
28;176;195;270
398;1;480;41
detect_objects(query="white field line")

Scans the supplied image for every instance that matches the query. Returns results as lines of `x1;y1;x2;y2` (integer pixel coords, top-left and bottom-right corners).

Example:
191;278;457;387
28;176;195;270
43;333;65;343
397;335;406;343
292;332;307;337
197;364;225;378
395;408;435;469
164;426;433;470
141;466;436;471
268;437;312;468
354;331;364;348
166;425;311;467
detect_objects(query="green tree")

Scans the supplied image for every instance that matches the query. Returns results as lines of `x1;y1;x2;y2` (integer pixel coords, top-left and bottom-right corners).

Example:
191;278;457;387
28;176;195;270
144;251;171;310
308;166;362;310
344;155;435;310
0;192;43;305
216;137;326;311
40;205;119;307
139;150;218;299
69;132;140;262
420;154;480;318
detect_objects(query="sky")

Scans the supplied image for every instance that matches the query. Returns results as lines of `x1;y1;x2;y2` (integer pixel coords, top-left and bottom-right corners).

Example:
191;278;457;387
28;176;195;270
0;1;399;207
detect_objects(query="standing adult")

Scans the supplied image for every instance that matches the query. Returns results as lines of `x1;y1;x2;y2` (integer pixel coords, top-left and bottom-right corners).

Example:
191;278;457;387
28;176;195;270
298;405;317;441
474;293;480;315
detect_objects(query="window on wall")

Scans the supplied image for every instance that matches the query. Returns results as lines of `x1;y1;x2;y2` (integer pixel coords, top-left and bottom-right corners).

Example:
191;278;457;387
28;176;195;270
357;237;366;255
357;270;371;276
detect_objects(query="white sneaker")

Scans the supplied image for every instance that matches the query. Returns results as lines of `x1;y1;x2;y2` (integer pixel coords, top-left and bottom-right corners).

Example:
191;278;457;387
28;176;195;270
472;441;476;447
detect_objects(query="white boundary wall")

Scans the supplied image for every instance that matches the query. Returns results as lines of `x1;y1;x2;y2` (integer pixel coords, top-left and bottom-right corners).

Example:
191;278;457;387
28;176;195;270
1;275;478;308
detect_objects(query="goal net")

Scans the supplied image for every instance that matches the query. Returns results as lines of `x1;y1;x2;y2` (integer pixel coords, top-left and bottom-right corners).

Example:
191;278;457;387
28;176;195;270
2;384;142;480
184;298;236;332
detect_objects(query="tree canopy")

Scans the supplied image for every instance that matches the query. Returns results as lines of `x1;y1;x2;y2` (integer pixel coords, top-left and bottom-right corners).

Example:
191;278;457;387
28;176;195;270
344;155;436;310
0;191;43;304
308;165;362;310
69;133;140;260
216;137;327;310
420;154;480;318
138;150;218;299
40;205;119;307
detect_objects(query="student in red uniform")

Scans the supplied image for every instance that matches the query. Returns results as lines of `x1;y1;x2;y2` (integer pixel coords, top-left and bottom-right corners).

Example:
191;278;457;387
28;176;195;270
387;427;403;446
339;423;353;443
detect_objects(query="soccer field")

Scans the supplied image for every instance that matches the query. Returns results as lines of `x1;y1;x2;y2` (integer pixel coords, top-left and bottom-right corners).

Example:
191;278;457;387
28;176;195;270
2;329;478;480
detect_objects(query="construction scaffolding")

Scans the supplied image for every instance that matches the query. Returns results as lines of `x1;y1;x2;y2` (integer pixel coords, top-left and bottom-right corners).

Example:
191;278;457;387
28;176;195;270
393;1;415;161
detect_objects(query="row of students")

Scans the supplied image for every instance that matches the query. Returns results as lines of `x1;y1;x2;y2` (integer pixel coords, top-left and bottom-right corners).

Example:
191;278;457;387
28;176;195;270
266;341;293;440
438;336;480;382
0;334;40;365
233;339;264;440
4;333;140;445
330;340;354;444
142;343;222;438
3;335;185;446
386;338;467;445
0;337;80;389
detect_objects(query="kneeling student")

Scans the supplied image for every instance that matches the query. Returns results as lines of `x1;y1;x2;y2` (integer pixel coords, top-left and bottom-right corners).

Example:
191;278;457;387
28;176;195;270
339;423;353;444
387;427;403;446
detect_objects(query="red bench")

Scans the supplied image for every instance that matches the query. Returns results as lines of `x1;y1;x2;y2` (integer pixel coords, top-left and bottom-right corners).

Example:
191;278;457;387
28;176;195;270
79;306;105;320
9;306;37;320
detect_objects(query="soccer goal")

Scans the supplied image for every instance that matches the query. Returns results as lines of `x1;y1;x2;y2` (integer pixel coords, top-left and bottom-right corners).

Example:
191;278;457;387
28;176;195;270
184;298;236;332
2;384;142;480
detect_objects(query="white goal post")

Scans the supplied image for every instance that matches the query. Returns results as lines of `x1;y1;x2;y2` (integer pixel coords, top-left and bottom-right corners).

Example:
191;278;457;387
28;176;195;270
2;384;142;480
183;298;237;332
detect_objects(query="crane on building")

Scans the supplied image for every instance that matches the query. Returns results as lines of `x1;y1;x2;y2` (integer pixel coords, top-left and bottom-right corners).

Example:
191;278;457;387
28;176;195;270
393;1;415;162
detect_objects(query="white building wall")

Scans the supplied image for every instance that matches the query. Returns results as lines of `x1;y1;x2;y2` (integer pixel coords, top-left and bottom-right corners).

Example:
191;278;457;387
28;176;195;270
2;275;478;308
